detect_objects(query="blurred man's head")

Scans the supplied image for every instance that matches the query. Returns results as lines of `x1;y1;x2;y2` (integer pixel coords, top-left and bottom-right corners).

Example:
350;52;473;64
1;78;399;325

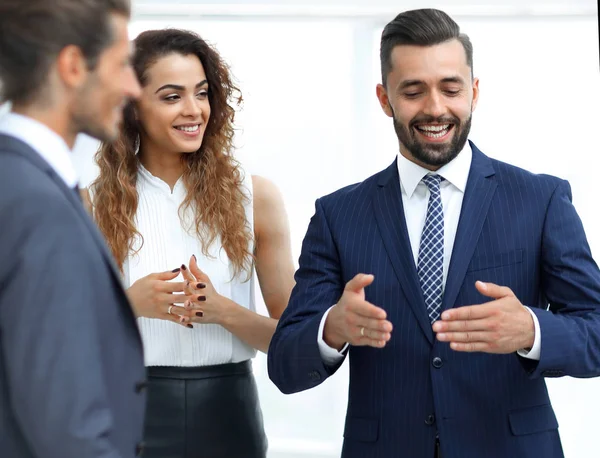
376;9;478;170
0;0;141;145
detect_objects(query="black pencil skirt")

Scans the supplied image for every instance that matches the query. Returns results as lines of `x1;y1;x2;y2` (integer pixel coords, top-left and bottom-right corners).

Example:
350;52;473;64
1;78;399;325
142;360;268;458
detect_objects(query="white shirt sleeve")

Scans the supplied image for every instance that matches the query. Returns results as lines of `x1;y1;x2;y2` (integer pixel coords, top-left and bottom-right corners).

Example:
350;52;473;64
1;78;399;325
317;306;349;365
517;306;541;360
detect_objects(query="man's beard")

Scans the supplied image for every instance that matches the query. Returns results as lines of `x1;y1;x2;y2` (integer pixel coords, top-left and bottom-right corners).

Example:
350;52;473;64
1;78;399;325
72;77;121;143
393;112;472;168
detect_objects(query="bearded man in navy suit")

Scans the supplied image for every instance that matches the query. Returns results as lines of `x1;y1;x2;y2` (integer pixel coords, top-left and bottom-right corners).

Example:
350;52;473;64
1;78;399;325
268;8;600;458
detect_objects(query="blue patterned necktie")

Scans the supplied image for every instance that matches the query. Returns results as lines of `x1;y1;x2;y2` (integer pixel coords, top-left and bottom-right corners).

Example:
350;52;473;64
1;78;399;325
417;174;445;323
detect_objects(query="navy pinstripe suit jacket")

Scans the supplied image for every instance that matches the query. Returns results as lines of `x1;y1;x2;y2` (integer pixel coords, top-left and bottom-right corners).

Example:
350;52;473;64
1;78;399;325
268;141;600;458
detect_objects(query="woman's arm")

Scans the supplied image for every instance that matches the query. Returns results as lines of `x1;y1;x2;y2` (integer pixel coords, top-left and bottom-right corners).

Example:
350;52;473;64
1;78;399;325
186;175;295;353
252;175;296;319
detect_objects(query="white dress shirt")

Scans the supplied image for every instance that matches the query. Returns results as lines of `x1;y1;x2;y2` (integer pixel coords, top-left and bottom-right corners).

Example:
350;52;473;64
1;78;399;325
318;142;541;364
115;163;257;367
0;112;78;188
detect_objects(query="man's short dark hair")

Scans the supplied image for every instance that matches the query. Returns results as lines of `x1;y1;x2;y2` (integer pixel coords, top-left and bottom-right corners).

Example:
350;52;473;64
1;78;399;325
0;0;131;105
380;8;473;86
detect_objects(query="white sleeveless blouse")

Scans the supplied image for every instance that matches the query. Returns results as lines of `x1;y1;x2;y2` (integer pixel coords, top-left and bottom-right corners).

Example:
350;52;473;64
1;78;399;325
122;164;257;367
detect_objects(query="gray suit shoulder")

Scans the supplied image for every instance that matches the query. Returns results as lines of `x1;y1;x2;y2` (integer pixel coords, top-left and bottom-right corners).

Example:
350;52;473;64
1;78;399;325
0;152;86;286
0;150;68;205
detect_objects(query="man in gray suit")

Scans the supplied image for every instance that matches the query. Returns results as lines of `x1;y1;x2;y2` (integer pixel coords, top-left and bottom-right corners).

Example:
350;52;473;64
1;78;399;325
0;1;146;457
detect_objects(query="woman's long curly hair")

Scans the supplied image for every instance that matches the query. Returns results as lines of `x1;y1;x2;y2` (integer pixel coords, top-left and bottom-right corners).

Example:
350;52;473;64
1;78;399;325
90;28;252;279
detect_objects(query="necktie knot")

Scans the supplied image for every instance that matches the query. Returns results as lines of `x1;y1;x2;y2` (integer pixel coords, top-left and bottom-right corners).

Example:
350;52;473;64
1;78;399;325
421;174;444;193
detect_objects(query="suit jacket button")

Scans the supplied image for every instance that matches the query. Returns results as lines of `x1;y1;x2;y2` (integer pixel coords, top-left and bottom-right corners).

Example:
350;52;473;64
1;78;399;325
432;357;443;369
425;414;436;426
135;381;148;394
309;370;321;381
135;442;145;456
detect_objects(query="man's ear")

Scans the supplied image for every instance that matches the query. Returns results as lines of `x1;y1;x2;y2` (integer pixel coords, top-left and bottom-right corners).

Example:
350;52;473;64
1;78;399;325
376;83;394;118
471;76;480;112
56;45;88;90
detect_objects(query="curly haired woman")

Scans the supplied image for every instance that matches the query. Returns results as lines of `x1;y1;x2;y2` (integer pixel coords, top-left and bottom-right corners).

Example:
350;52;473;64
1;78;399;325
84;28;295;458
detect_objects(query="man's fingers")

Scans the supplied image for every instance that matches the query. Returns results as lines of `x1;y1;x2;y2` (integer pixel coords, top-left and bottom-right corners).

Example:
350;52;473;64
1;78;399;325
351;316;393;334
475;281;514;300
355;326;392;342
439;303;497;322
448;341;492;353
436;331;492;343
354;336;389;348
433;317;490;333
349;300;387;320
346;311;393;345
345;273;375;295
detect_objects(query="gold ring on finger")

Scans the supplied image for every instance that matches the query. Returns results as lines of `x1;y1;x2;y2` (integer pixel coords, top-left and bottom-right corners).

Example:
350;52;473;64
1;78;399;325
360;326;365;337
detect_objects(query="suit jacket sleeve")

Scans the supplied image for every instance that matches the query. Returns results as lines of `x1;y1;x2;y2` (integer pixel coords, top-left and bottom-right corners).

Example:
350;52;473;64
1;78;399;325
523;179;600;378
0;192;124;458
268;198;346;394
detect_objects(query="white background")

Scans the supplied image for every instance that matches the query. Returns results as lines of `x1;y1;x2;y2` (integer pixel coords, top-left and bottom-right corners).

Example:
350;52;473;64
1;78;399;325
2;1;598;456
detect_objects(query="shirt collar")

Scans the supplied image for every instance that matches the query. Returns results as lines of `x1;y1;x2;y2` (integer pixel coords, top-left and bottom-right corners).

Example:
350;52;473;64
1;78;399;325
397;142;472;198
0;112;78;188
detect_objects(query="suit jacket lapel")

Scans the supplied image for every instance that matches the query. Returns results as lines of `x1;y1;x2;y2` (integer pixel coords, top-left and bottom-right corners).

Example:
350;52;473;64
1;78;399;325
49;169;129;289
0;135;136;322
373;160;434;344
441;142;497;312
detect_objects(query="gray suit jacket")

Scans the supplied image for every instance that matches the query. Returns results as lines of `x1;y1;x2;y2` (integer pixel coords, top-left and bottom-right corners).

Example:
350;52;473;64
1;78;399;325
0;134;146;458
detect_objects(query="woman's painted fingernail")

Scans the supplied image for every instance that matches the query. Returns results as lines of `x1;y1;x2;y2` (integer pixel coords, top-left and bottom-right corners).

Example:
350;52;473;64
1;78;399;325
172;268;181;273
196;311;203;317
187;324;193;329
197;296;206;302
181;264;187;271
196;283;205;289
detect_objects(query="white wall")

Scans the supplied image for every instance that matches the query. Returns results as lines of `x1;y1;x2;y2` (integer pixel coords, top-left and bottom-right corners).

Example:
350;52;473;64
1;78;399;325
6;2;598;456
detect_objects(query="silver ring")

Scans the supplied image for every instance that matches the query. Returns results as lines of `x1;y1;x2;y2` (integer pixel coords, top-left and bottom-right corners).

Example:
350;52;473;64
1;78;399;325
168;305;174;315
360;326;365;337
